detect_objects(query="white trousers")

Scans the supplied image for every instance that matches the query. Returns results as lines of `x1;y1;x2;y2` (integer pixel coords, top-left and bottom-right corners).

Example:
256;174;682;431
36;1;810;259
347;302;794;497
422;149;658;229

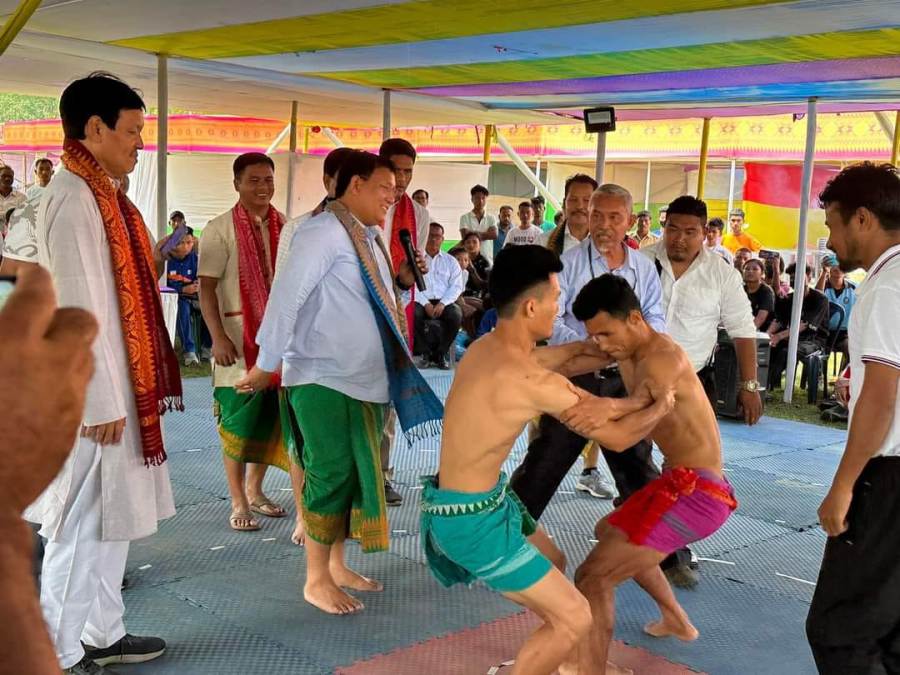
40;441;129;669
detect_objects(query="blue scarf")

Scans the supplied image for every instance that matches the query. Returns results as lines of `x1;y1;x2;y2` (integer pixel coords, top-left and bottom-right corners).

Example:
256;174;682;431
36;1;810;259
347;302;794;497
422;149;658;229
328;201;443;442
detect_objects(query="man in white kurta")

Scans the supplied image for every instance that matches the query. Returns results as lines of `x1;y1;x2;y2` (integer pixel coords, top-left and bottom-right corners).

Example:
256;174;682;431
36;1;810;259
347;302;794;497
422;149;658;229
25;75;174;673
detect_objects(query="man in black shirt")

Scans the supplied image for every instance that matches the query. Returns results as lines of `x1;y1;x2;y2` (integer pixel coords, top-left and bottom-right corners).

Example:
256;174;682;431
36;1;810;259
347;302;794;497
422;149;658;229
743;258;776;331
767;262;830;390
461;231;491;298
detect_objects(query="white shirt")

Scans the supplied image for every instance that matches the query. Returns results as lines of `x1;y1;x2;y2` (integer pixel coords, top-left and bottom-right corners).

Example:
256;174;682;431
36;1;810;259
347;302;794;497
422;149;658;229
416;249;465;307
643;242;757;371
256;210;398;403
540;226;586;253
25;183;47;201
274;208;315;278
0;193;40;263
459;211;498;262
705;242;734;264
26;166;174;541
553;238;666;345
848;244;900;457
0;190;26;235
503;225;543;248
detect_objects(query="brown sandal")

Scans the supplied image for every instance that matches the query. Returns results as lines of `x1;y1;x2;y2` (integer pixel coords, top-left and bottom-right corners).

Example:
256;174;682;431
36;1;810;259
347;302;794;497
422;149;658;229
229;510;261;531
249;497;287;518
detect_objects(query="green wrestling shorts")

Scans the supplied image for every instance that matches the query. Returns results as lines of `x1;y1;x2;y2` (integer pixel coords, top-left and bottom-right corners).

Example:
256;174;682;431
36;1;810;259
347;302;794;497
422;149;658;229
419;472;552;593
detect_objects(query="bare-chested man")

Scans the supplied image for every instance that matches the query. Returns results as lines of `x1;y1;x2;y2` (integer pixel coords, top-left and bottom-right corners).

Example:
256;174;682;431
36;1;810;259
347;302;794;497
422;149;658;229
559;273;738;675
421;245;675;675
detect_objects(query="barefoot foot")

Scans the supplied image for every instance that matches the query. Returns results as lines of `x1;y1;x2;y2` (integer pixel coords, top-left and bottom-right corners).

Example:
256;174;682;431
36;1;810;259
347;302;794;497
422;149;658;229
330;564;384;592
291;518;305;546
644;617;699;642
303;580;364;615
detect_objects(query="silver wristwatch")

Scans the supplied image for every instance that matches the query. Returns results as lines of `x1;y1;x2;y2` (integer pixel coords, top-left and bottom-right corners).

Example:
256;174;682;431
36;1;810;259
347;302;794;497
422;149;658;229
740;380;761;393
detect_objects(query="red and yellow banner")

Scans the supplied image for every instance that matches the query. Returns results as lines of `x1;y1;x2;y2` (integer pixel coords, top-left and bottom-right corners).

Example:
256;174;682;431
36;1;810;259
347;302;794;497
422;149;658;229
742;162;839;249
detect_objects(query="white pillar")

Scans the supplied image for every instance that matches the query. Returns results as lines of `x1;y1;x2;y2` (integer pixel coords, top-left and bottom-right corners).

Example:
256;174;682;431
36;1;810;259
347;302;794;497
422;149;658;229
382;90;391;142
494;129;561;211
285;100;298;220
644;160;652;210
594;132;607;183
783;98;818;404
727;159;737;214
533;159;542;197
156;54;168;243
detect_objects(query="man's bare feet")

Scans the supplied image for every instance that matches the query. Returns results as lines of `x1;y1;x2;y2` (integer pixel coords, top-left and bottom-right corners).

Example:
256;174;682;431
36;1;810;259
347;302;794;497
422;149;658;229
605;661;634;675
329;563;384;592
291;517;305;546
643;615;700;642
304;580;364;615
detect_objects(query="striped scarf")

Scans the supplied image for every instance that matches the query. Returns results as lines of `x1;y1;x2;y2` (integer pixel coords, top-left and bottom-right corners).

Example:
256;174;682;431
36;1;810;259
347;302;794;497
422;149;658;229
62;139;182;467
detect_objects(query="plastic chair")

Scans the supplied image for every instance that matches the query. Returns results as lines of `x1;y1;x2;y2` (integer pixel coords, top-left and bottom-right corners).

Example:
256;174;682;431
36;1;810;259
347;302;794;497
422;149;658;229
800;303;845;404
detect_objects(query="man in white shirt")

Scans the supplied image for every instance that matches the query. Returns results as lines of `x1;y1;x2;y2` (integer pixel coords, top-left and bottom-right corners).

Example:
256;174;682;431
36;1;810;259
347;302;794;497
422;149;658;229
26;158;54;201
0;165;26;236
415;222;465;369
541;173;597;255
504;201;543;247
27;73;176;674
238;150;437;616
642;196;762;425
459;184;498;262
807;163;900;673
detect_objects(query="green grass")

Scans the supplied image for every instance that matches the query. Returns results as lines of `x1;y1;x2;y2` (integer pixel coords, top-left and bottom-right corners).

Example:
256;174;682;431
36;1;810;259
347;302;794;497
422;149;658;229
764;387;847;430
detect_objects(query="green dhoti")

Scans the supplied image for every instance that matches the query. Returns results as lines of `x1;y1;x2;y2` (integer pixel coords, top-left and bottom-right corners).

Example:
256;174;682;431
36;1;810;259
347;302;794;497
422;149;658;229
285;384;388;552
213;387;299;471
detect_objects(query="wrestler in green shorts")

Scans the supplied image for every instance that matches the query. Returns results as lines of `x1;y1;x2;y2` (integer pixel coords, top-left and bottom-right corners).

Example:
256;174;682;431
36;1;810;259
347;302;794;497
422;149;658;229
420;472;552;593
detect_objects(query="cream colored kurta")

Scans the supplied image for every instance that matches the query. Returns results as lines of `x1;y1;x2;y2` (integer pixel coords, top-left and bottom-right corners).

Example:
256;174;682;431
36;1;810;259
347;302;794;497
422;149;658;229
25;166;175;542
198;208;281;387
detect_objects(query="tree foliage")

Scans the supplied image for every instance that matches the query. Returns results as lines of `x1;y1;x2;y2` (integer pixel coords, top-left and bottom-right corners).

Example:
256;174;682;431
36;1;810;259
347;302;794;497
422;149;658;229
0;93;59;123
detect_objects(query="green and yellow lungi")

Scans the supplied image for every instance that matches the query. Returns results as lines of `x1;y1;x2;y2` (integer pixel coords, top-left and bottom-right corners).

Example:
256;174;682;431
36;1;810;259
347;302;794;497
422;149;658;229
213;387;299;471
286;384;388;552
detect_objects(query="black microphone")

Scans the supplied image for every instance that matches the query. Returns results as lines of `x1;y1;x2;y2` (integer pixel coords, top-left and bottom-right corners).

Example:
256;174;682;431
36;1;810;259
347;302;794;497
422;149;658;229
398;228;426;291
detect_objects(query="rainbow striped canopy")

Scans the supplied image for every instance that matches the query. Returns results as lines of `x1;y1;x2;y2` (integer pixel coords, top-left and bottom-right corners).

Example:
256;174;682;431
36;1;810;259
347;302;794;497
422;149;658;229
1;0;899;124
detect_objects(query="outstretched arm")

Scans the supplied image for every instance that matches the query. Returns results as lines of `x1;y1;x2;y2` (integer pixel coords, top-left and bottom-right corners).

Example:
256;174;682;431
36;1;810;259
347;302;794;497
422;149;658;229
533;340;613;376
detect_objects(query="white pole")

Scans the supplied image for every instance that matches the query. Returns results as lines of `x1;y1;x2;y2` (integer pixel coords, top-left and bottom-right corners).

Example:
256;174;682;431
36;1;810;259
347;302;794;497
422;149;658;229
156;54;168;243
783;98;818;404
643;160;652;210
322;127;345;148
533;158;541;197
595;132;607;183
494;129;561;211
285;100;298;220
382;89;391;142
265;124;291;155
727;158;737;214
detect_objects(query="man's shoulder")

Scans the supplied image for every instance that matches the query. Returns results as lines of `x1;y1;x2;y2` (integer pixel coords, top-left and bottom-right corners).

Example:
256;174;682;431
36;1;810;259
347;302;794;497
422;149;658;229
413;200;429;223
559;237;588;263
43;167;89;200
204;210;234;233
627;243;660;273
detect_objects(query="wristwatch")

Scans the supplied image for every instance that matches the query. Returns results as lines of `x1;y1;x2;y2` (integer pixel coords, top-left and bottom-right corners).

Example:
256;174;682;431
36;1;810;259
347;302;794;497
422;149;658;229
740;380;761;393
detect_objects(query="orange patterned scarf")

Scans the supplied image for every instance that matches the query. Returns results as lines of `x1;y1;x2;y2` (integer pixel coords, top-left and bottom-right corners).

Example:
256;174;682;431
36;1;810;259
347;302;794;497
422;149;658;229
62;139;182;467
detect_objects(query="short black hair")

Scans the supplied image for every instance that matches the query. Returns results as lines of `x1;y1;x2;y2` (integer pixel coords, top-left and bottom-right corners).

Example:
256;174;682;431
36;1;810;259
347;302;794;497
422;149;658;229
0;165;13;176
60;72;145;140
564;173;599;200
730;208;746;218
333;150;394;198
35;158;53;170
500;204;513;212
233;152;275;179
573;274;642;322
378;137;417;162
489;245;563;318
462;231;480;243
785;262;813;279
666;195;708;224
819;162;900;231
531;195;545;206
170;210;185;221
636;210;651;218
471;184;489;197
449;246;468;258
412;188;429;199
743;258;765;272
323;147;355;179
518;201;533;210
429;221;445;234
707;217;725;232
